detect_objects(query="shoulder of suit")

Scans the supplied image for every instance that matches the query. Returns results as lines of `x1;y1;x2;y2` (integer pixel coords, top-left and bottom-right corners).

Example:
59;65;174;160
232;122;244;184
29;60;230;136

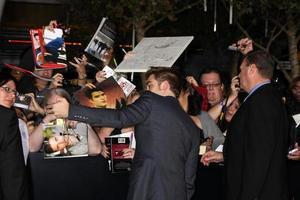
256;83;280;96
0;106;16;125
247;84;283;106
140;91;161;100
142;91;156;96
142;91;176;100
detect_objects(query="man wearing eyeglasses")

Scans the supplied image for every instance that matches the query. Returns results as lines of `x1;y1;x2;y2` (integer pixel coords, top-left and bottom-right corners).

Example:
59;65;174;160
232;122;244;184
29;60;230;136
186;67;227;200
199;68;225;108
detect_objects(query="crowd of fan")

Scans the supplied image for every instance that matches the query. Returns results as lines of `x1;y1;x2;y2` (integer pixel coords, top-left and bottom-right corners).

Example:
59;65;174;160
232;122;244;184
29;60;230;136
1;35;300;200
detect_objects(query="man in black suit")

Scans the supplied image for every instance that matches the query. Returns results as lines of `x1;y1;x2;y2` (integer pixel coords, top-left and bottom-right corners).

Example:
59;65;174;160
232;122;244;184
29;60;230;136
48;68;200;200
201;51;289;200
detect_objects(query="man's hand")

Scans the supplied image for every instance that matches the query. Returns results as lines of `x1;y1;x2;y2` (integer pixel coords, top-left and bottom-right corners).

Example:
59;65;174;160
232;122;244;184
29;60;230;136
49;73;64;88
230;76;240;96
69;55;87;78
237;38;253;55
200;150;224;166
186;76;199;87
288;143;300;161
122;148;135;159
46;96;69;118
95;70;107;83
26;93;44;115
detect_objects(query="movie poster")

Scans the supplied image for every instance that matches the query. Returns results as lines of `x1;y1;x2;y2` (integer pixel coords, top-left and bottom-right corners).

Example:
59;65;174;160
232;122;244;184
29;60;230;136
73;77;126;109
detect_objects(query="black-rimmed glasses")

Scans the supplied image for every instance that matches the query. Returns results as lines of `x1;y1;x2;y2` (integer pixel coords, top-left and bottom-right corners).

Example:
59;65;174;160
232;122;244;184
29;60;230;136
0;86;19;96
201;83;222;90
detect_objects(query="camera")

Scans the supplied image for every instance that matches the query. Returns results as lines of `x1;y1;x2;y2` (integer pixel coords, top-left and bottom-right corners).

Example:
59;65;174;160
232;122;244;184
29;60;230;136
14;94;32;109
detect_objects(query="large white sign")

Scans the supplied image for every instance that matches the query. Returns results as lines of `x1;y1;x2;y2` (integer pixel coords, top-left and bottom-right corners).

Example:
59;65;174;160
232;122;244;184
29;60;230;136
115;36;194;72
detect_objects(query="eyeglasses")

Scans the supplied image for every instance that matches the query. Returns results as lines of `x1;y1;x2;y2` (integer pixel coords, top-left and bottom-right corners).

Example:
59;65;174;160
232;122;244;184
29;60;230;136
0;86;19;96
201;83;222;89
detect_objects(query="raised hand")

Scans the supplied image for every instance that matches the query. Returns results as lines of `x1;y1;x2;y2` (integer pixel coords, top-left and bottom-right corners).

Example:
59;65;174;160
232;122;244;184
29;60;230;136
69;55;87;79
186;76;199;87
236;38;253;55
49;73;64;88
230;76;240;95
95;70;107;83
26;93;44;115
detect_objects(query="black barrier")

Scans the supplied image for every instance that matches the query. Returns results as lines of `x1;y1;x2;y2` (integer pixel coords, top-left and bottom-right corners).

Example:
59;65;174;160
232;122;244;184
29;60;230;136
29;153;129;200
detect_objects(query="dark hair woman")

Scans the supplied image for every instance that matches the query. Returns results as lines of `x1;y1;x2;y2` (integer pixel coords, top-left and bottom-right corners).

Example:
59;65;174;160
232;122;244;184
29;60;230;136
0;73;29;200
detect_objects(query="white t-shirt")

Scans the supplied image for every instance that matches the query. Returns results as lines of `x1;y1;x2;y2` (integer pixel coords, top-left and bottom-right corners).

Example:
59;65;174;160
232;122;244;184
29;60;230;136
18;119;29;165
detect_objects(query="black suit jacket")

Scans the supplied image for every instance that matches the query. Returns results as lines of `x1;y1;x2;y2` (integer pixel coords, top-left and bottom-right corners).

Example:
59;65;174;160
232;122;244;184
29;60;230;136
69;91;200;200
0;105;28;200
224;84;289;200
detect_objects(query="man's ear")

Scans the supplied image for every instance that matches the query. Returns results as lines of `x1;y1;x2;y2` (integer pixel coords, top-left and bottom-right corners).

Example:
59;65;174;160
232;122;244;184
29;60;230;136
248;64;257;76
159;80;170;91
221;83;224;90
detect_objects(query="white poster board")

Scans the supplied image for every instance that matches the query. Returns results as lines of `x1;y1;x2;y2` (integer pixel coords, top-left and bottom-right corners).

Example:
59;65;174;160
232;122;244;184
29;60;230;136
115;36;194;73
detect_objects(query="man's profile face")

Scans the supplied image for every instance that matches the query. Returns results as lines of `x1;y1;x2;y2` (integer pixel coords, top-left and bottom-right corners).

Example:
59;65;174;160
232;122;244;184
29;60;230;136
91;90;107;108
146;74;163;96
200;72;224;106
292;81;300;102
239;60;251;92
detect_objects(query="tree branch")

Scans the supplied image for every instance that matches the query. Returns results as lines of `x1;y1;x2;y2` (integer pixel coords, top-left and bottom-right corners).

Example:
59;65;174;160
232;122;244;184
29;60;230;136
235;21;267;51
266;24;286;50
268;17;288;34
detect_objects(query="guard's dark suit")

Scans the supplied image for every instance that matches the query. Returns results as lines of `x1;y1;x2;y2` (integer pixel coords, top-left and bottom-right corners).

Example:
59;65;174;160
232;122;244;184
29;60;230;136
224;84;289;200
0;105;28;200
69;91;200;200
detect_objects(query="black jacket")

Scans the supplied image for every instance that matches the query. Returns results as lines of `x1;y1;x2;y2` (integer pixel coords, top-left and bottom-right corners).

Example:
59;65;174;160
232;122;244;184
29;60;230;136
224;84;289;200
0;105;28;200
68;91;200;200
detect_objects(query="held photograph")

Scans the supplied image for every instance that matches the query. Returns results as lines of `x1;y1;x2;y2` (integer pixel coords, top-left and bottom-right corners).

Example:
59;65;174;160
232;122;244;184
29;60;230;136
42;120;88;159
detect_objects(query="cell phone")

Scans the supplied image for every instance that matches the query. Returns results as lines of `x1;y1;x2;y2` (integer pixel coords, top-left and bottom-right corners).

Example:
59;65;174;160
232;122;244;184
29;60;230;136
14;94;32;110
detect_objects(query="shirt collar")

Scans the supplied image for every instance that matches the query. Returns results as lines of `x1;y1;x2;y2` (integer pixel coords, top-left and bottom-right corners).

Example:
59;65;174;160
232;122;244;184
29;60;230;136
244;80;271;102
